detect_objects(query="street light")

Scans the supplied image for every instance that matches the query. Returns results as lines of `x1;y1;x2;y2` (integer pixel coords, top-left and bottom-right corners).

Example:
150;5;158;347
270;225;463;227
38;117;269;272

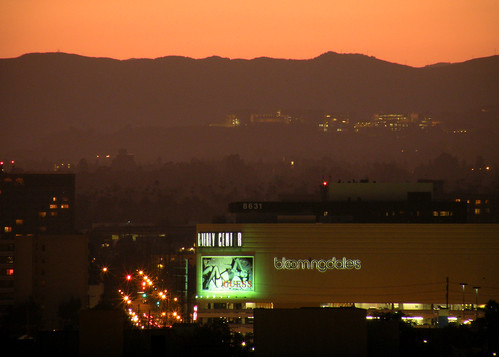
473;286;480;320
459;282;467;322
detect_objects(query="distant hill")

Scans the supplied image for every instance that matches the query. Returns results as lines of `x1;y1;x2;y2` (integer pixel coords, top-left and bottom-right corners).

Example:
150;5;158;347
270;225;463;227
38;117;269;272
0;52;498;162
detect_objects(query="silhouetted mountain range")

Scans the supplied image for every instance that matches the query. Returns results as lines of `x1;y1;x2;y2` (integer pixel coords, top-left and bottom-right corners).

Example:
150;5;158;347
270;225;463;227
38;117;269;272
1;52;498;163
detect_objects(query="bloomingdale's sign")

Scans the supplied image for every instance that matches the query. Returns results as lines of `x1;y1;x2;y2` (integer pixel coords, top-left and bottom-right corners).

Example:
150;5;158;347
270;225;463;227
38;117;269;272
274;256;361;273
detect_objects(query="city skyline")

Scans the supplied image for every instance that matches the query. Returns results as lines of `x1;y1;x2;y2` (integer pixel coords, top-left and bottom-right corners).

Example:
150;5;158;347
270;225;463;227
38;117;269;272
1;0;498;67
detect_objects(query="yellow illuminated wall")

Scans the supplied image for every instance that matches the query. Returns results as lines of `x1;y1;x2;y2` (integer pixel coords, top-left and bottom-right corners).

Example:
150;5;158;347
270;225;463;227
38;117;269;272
196;224;499;306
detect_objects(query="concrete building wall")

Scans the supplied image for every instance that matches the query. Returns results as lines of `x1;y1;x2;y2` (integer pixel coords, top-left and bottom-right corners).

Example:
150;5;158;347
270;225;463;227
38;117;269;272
14;235;34;302
15;234;88;329
36;234;88;329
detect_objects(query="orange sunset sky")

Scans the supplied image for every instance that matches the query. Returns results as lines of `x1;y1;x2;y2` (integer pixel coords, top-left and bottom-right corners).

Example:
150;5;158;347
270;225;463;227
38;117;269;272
1;0;497;67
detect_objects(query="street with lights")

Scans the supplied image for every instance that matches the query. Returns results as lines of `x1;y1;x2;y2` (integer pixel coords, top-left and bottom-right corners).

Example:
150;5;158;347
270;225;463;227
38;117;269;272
117;269;184;329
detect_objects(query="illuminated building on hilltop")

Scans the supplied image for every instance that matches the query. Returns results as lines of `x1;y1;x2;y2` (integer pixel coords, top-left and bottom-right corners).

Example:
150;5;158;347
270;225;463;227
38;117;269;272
354;112;441;133
318;114;350;133
373;113;411;131
226;114;241;127
249;110;293;125
418;115;441;131
214;111;297;128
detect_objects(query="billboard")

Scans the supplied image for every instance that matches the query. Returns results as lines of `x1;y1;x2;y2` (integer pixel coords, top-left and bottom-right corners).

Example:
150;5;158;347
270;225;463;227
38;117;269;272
202;256;254;292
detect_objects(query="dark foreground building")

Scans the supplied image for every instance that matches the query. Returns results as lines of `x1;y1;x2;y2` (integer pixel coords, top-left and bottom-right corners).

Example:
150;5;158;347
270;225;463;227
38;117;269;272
254;307;367;357
0;173;87;330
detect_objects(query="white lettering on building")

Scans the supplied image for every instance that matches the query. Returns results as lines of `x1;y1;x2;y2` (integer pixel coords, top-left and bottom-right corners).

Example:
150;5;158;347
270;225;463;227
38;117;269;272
273;256;361;272
197;232;243;248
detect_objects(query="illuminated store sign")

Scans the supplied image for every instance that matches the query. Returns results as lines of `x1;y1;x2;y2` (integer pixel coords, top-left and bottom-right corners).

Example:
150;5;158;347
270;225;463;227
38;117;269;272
197;232;243;248
202;256;254;291
274;256;361;272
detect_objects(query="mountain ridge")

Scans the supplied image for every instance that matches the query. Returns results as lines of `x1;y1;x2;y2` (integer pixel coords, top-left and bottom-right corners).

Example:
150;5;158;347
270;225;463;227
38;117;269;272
1;51;498;161
7;50;495;67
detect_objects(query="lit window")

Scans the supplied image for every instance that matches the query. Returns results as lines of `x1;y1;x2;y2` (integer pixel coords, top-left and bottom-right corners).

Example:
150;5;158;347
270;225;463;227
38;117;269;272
49;204;57;209
50;212;58;217
439;211;449;217
455;199;461;203
475;200;481;205
39;212;47;218
15;178;24;185
6;269;14;276
4;227;12;233
433;211;439;217
60;204;69;209
15;219;23;225
4;178;12;183
52;197;57;202
474;208;481;215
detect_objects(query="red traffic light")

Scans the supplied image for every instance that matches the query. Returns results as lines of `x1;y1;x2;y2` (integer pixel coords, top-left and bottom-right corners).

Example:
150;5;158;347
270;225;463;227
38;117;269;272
323;181;328;186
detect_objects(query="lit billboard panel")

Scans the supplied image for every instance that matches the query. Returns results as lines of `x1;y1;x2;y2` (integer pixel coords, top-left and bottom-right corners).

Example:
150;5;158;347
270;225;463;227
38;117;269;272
202;256;254;292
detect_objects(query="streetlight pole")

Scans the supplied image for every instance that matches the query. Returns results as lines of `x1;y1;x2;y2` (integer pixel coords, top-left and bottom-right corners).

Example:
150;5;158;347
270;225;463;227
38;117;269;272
459;283;467;322
473;286;480;320
184;258;189;323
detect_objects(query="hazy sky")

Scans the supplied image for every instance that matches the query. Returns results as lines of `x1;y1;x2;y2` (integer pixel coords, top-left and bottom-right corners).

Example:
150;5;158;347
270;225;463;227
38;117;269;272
1;0;497;67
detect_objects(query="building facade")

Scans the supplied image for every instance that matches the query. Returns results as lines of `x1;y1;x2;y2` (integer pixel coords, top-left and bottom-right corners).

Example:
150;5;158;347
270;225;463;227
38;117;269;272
0;173;87;330
195;223;499;332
